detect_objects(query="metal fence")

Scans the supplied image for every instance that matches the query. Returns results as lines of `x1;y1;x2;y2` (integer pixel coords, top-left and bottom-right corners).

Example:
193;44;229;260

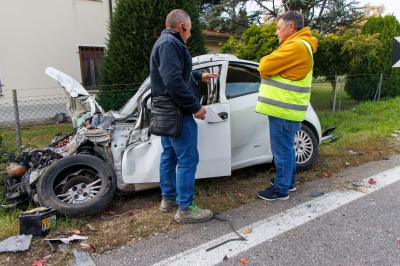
1;74;398;127
0;93;68;128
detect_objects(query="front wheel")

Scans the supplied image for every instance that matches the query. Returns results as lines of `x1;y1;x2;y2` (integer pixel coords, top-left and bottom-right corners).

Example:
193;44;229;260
37;154;116;216
295;124;318;171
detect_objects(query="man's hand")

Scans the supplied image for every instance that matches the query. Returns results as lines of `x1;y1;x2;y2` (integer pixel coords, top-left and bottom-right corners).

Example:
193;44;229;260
201;72;219;83
194;106;206;120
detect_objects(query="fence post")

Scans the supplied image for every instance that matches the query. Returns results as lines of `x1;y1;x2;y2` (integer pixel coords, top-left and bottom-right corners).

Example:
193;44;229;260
338;76;344;112
12;89;22;154
332;75;338;112
377;73;383;101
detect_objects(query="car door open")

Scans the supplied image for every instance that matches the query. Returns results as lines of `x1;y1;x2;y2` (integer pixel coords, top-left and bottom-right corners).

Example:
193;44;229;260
193;62;232;179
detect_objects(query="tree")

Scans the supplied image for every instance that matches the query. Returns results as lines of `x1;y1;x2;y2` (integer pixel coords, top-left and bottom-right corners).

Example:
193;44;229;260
200;0;262;34
254;0;365;34
98;0;206;111
222;22;278;60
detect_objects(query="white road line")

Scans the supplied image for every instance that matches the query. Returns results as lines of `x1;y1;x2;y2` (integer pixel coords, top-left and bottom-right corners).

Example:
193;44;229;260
153;165;400;266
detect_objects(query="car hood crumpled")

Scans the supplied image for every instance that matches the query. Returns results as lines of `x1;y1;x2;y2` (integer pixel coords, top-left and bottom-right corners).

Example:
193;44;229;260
45;67;105;128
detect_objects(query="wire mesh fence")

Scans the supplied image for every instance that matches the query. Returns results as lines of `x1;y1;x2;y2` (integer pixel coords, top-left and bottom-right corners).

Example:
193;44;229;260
1;73;399;130
0;96;68;128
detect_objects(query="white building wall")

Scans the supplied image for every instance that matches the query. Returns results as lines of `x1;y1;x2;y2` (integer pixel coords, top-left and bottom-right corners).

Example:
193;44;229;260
0;0;112;104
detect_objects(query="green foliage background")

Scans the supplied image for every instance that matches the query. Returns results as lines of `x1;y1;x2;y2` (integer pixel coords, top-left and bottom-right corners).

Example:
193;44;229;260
98;0;206;111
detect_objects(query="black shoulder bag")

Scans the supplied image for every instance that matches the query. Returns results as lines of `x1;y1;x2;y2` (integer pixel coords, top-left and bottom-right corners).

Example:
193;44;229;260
149;96;182;137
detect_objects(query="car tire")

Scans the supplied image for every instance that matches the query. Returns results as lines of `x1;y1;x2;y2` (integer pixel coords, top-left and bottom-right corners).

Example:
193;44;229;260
37;154;116;216
295;124;318;171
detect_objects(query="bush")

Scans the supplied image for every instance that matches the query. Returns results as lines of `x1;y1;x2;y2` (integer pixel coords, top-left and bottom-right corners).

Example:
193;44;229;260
345;15;400;101
98;0;206;111
222;22;278;62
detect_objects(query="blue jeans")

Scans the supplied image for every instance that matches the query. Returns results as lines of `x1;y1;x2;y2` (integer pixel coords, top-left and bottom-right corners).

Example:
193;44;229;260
268;116;301;195
159;116;199;210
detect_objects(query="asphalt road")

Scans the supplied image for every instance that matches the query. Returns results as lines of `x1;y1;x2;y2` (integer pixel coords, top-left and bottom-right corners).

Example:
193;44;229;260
94;155;400;266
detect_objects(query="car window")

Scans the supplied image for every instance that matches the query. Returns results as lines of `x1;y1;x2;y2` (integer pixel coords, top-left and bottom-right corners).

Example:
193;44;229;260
226;63;260;99
196;65;221;105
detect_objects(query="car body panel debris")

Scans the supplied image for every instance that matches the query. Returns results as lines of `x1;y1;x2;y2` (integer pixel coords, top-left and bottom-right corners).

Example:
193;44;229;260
70;249;96;266
46;234;88;244
0;234;32;253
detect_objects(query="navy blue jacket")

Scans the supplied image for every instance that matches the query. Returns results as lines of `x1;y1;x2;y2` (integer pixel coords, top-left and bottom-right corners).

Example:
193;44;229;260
150;29;202;116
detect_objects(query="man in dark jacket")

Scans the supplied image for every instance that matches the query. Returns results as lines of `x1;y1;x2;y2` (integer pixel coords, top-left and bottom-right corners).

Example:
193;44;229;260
150;9;218;223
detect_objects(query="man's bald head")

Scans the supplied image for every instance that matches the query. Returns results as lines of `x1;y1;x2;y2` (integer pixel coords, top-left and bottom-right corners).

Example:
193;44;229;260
165;9;190;30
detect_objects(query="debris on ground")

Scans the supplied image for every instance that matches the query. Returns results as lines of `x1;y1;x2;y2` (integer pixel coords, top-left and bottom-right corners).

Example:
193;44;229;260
396;236;400;248
66;229;81;235
351;180;369;193
45;234;88;244
223;255;228;261
58;243;68;253
46;240;56;253
238;256;249;265
349;150;366;156
80;242;96;251
0;234;32;253
85;224;97;231
70;249;96;266
32;255;52;266
243;227;252;235
19;207;57;237
391;130;400;139
309;191;326;198
368;178;376;185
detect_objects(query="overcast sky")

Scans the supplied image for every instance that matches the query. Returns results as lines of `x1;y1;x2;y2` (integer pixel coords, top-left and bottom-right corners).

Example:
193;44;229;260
358;0;400;20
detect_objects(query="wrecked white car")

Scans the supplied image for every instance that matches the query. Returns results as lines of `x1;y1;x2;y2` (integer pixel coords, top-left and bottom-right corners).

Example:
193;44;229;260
3;54;334;216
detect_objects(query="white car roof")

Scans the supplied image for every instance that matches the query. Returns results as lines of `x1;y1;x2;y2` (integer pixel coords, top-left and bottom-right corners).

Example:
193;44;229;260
192;54;258;66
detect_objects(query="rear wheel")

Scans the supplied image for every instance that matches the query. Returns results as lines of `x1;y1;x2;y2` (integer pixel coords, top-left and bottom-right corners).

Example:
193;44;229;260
37;154;116;216
295;124;318;171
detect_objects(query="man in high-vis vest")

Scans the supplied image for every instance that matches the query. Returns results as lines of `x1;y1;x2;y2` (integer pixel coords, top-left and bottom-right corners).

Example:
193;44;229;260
256;11;318;201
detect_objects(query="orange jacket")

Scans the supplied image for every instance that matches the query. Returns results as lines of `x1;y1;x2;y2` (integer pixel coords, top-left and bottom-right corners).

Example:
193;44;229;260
257;27;318;81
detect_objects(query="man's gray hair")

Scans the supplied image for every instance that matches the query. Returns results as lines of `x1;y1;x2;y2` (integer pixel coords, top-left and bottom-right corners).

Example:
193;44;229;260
166;9;190;29
277;10;304;30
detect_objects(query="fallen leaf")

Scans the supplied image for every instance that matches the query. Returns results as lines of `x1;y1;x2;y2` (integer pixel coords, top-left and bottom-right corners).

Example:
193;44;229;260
89;243;97;250
243;227;252;235
354;187;368;193
236;192;244;197
67;229;81;235
238;257;249;265
368;178;376;185
32;255;52;266
85;224;97;231
222;255;228;261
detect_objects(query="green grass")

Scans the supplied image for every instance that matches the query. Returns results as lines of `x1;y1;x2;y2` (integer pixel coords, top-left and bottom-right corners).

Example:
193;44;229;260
316;96;400;161
0;123;73;240
311;82;357;112
0;123;72;155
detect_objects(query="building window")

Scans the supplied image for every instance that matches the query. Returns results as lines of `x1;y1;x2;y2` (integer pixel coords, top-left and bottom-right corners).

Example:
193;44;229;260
79;46;105;90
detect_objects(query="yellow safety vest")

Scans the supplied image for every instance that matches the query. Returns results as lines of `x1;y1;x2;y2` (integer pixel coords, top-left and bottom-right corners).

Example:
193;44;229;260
255;40;313;122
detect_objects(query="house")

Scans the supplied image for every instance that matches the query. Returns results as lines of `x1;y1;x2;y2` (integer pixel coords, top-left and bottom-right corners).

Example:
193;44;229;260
0;2;232;108
0;0;114;106
203;29;233;54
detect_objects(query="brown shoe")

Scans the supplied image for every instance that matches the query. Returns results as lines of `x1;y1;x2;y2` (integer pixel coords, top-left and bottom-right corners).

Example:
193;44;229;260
160;197;177;212
174;202;213;223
